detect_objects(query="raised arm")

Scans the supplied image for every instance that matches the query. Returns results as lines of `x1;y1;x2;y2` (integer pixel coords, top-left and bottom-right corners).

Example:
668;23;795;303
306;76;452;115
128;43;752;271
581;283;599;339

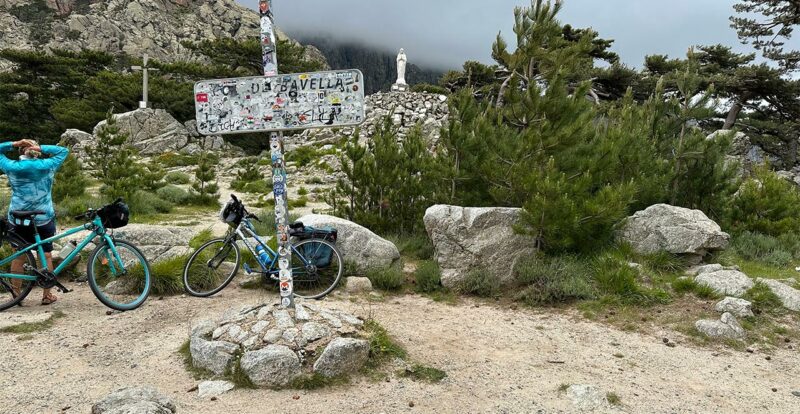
0;141;19;172
38;145;69;170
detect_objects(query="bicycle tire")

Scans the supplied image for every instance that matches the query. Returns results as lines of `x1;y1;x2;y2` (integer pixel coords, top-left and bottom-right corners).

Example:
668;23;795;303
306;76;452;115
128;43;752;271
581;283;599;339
290;238;343;300
87;240;152;311
183;238;241;298
0;235;36;311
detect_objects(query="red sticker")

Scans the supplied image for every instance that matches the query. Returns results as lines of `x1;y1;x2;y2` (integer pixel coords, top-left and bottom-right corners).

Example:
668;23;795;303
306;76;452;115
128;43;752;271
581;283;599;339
196;93;209;103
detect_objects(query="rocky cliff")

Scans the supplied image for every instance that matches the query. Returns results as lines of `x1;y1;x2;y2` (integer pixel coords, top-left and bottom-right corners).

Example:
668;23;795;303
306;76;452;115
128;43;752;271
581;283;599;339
0;0;326;69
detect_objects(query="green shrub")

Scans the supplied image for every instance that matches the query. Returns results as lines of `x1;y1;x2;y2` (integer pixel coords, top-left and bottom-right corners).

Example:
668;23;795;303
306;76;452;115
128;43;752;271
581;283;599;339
411;83;449;95
457;268;499;297
157;152;200;167
729;231;799;266
671;277;717;299
298;187;309;196
53;154;88;202
165;171;191;185
241;180;270;194
593;255;670;305
289;196;308;208
414;260;442;293
514;255;595;306
56;194;103;220
728;166;800;236
287;145;335;168
640;251;687;275
389;234;435;260
146;255;187;295
366;264;405;291
129;190;174;215
743;282;784;315
156;185;191;204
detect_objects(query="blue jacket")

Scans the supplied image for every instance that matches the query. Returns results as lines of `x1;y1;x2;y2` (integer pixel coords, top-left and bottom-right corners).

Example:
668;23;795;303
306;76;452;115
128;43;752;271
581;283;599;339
0;142;69;225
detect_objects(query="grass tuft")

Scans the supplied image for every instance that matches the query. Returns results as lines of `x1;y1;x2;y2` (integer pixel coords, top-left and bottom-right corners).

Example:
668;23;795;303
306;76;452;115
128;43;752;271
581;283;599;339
0;310;65;334
743;282;784;315
366;264;405;292
606;392;622;406
514;255;595;306
414;260;442;293
457;268;499;298
400;363;447;383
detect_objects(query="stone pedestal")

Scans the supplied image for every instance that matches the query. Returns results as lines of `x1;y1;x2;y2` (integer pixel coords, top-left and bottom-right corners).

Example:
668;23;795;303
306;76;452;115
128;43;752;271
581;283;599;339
391;83;409;92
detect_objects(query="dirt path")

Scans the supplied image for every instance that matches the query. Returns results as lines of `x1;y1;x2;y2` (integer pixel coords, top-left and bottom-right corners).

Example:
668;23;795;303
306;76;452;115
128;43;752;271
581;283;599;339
0;283;798;414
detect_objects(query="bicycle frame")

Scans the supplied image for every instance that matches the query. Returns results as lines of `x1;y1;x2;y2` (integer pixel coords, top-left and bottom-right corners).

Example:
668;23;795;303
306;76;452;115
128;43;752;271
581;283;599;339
0;216;123;281
233;218;310;275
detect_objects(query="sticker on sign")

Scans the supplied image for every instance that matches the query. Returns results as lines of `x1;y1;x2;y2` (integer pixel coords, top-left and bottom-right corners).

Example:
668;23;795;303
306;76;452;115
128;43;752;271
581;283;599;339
194;69;366;135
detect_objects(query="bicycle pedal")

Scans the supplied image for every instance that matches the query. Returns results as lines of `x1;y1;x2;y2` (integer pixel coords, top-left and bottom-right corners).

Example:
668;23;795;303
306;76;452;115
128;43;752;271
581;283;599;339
55;282;72;293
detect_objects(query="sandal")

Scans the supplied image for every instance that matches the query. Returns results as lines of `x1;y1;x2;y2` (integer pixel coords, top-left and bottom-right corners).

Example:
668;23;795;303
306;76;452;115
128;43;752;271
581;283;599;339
41;294;58;306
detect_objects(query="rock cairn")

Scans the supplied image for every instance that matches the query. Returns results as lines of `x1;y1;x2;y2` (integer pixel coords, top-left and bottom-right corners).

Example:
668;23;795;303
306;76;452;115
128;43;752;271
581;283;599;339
189;301;370;388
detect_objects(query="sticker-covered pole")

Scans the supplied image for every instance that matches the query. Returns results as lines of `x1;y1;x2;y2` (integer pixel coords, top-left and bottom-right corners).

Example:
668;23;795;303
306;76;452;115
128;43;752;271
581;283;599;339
260;0;294;308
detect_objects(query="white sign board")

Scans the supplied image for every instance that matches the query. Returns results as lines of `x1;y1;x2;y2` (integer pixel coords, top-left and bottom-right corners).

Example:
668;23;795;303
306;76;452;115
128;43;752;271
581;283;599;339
194;69;366;135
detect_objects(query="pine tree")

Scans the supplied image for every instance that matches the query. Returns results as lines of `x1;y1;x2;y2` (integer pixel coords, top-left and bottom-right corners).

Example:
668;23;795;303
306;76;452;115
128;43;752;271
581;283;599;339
53;154;88;203
193;152;220;205
87;110;143;201
731;0;800;71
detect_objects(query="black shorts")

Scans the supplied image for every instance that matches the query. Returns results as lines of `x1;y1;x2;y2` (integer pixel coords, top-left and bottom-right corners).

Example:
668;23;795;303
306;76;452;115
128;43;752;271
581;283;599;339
11;220;57;253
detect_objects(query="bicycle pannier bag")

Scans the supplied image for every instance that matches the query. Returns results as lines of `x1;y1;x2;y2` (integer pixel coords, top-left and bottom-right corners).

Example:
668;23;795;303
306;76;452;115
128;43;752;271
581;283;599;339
291;224;337;268
98;201;130;229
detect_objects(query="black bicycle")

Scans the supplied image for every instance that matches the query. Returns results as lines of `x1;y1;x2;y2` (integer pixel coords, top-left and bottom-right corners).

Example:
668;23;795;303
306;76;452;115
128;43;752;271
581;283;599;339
182;195;342;299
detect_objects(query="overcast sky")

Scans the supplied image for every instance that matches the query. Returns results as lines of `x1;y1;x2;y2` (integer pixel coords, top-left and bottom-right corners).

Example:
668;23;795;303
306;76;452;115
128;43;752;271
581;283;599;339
237;0;798;70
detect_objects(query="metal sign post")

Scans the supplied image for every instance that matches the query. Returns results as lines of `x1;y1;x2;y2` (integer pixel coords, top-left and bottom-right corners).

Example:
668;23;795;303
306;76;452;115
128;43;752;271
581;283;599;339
259;0;294;309
194;0;365;310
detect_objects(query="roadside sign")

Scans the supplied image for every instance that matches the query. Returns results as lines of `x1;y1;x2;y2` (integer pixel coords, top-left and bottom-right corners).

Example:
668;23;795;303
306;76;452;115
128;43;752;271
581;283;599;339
194;69;366;135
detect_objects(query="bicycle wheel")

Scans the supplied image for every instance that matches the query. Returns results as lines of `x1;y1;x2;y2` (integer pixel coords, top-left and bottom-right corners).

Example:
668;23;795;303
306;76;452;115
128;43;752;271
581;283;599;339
291;238;343;299
0;236;36;311
87;240;151;311
183;238;240;297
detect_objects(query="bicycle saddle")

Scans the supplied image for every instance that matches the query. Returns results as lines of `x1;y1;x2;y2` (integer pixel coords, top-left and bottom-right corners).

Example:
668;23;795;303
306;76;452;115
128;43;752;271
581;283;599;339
10;210;45;219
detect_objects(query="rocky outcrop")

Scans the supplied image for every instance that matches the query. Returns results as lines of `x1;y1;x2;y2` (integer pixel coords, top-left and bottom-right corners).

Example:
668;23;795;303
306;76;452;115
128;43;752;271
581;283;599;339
424;205;536;289
0;0;327;70
91;387;176;414
63;224;196;263
695;270;754;297
695;312;746;340
290;91;449;150
190;302;371;389
296;214;400;269
616;204;730;258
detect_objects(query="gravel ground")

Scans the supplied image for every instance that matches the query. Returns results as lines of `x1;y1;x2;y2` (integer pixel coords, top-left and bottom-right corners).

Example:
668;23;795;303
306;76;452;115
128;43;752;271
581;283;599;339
1;283;799;414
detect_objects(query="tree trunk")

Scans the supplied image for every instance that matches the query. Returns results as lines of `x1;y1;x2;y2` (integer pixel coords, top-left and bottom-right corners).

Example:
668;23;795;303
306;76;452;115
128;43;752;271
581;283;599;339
723;101;743;130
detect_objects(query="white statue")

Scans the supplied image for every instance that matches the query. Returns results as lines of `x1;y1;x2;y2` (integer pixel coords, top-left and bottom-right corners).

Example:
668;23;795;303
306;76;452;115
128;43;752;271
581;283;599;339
396;48;407;86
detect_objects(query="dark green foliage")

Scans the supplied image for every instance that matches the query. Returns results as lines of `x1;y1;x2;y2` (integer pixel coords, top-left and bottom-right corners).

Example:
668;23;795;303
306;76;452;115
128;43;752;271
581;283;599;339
593;255;670;305
457;268;499;298
329;122;444;235
231;164;263;192
286;145;335;167
440;61;498;97
366;264;405;292
192;152;219;205
53;154;88;202
731;0;800;70
9;0;53;45
728;166;800;236
729;231;800;266
86;110;144;202
388;234;435;260
514;255;595;306
413;261;442;293
400;364;447;383
141;161;167;192
130;191;173;215
411;83;449;95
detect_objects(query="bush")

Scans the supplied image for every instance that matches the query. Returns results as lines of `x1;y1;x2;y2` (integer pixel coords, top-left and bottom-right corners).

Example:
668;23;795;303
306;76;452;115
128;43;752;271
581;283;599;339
414;260;442;293
156;185;191;204
411;83;449;95
457;268;499;297
242;180;270;194
671;277;717;299
156;152;199;167
729;231;800;266
298;187;309;196
129;190;174;215
289;196;308;208
389;234;435;260
366;264;405;291
165;171;191;185
514;255;595;306
56;194;103;220
593;255;669;305
728;166;800;236
147;255;188;295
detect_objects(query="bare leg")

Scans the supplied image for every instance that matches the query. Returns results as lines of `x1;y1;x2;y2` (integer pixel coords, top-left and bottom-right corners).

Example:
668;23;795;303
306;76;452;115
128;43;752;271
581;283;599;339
9;256;25;294
42;253;55;302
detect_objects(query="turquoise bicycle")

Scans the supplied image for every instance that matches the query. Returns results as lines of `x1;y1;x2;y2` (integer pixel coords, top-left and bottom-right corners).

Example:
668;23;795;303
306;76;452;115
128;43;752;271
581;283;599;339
0;199;152;312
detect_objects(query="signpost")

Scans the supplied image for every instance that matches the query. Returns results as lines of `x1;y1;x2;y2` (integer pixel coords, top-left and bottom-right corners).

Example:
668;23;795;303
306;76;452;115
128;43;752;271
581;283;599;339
193;0;365;309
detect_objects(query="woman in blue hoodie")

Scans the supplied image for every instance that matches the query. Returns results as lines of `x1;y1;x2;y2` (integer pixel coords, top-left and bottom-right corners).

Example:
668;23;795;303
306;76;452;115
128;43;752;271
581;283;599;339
0;139;69;305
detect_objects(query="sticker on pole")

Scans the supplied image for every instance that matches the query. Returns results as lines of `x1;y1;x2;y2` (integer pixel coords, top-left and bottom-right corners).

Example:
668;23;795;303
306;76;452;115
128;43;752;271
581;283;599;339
194;69;366;135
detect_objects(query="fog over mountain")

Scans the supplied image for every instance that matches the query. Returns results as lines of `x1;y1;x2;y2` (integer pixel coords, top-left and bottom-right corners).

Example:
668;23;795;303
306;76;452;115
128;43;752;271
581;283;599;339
236;0;793;70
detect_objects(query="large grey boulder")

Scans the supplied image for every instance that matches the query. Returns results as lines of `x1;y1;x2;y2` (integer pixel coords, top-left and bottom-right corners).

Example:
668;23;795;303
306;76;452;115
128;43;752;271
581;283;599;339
296;214;400;269
617;204;730;257
714;297;754;318
92;387;176;414
102;224;195;263
695;312;746;340
424;205;536;289
695;270;754;297
240;345;302;388
189;336;238;376
757;278;800;311
312;337;370;378
90;108;190;156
